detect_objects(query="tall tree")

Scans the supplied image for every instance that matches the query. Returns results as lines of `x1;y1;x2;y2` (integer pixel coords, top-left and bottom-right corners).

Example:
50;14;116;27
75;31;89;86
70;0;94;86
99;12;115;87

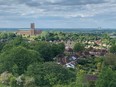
110;45;116;54
73;43;85;52
0;46;43;75
26;62;76;87
33;42;65;61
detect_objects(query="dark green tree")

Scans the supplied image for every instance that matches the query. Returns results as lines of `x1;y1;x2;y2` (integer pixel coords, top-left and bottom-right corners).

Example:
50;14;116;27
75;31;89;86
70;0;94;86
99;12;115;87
33;42;53;61
110;45;116;54
33;42;65;61
0;46;43;75
26;62;76;87
73;43;85;52
51;43;65;57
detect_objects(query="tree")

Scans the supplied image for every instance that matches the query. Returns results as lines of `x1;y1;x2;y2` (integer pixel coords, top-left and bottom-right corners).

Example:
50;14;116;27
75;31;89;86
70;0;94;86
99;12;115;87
102;33;110;40
0;71;13;85
33;42;53;61
24;76;36;87
40;31;49;41
58;43;65;53
73;43;85;52
2;36;25;52
96;67;116;87
110;45;116;54
9;76;17;87
0;46;43;75
26;62;76;86
33;42;65;61
104;53;116;70
51;43;65;57
0;33;8;39
74;70;86;87
0;42;5;52
0;32;16;39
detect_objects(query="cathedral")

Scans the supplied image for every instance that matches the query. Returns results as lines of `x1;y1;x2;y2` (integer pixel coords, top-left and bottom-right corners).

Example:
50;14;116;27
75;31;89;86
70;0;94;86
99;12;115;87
16;23;42;36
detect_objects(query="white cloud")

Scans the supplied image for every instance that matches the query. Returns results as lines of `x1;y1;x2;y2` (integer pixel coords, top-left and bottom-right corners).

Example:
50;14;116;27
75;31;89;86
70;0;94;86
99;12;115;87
0;0;116;28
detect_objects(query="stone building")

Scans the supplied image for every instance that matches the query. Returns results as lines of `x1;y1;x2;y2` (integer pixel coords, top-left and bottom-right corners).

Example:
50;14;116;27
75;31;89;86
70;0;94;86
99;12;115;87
16;23;42;36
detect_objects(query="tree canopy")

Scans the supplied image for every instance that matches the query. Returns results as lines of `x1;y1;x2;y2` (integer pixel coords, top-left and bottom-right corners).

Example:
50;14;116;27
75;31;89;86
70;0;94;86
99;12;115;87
96;67;116;87
73;43;85;52
0;46;43;75
110;44;116;54
32;42;65;61
26;62;76;86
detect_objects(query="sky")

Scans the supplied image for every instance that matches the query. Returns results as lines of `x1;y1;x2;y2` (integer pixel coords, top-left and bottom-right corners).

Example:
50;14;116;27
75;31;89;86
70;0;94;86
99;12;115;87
0;0;116;28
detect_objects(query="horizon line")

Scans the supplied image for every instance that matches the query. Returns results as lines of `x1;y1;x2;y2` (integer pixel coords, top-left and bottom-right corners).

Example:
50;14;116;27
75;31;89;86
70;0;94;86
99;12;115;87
0;27;116;29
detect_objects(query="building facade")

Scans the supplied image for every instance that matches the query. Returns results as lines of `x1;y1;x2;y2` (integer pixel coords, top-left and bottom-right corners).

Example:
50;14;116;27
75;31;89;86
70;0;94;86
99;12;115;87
17;23;42;36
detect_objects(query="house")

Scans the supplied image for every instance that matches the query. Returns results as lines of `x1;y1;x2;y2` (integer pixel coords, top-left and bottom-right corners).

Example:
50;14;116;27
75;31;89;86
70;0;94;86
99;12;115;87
89;49;107;56
65;63;75;68
65;46;73;54
95;40;102;45
56;54;78;68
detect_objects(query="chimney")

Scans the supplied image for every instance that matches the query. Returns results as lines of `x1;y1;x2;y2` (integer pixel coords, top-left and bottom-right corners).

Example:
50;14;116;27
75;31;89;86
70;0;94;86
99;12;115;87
31;23;35;30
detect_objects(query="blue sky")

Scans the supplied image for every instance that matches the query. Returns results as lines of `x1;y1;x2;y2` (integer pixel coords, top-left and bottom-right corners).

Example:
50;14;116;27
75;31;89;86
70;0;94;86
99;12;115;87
0;0;116;28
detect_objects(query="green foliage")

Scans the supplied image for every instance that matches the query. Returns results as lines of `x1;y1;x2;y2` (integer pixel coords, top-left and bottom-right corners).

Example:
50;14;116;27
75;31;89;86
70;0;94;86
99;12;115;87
12;64;19;75
74;70;86;87
73;43;85;52
77;57;98;73
9;76;17;87
102;33;110;39
104;53;116;70
0;32;115;87
0;71;13;85
24;76;36;87
96;67;116;87
36;31;102;42
26;62;76;86
110;44;116;54
0;42;5;52
0;33;17;52
51;43;65;57
54;70;87;87
33;42;65;61
0;46;43;75
53;84;71;87
33;42;54;61
0;83;10;87
39;31;49;41
0;32;16;39
2;36;24;51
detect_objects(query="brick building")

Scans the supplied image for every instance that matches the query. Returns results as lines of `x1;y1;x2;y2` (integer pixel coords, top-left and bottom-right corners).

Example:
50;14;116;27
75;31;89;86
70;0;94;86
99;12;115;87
16;23;42;36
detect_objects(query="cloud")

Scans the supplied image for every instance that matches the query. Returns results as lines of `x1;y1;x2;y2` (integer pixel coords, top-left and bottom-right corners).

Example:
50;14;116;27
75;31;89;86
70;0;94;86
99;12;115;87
16;0;107;6
0;0;115;18
0;0;116;28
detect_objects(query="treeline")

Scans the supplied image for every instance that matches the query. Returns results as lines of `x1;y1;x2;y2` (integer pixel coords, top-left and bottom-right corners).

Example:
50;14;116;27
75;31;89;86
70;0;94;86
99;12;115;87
0;33;75;87
0;32;116;87
35;31;101;41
